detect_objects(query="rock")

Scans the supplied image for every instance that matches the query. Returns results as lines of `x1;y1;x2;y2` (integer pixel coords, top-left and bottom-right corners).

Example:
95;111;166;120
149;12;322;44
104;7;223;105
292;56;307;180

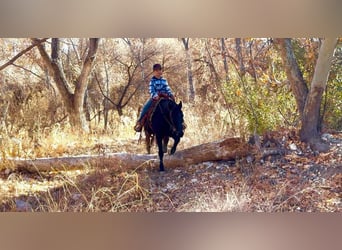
310;142;330;153
15;199;33;212
246;155;254;163
203;162;214;168
166;183;177;190
289;143;298;151
321;133;333;142
71;193;82;201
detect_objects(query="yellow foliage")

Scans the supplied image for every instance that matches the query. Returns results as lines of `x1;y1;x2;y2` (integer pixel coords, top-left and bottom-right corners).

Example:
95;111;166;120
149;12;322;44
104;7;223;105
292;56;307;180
236;89;242;97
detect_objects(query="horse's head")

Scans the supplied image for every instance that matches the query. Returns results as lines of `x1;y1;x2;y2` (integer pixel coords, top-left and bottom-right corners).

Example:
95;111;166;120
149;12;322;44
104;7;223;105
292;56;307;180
169;101;184;139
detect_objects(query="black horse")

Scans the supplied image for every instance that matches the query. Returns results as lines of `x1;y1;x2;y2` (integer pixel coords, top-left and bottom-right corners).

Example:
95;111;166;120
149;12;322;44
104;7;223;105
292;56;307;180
144;98;185;171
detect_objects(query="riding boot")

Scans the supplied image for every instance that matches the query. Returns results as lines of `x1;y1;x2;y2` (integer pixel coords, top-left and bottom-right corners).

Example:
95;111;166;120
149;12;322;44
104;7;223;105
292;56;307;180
134;120;142;132
134;99;153;132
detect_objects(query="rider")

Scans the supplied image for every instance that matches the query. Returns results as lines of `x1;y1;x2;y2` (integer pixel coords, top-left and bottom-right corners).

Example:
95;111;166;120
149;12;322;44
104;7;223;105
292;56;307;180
134;63;175;132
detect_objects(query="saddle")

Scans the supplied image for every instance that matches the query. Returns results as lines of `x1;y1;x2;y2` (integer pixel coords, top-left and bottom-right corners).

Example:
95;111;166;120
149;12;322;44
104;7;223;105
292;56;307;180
141;94;174;131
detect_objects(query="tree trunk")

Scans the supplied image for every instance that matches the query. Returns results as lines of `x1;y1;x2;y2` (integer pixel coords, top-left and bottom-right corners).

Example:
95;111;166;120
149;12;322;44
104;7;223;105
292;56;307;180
220;38;229;82
181;38;195;102
299;38;338;142
9;138;252;173
235;38;245;76
205;39;220;83
104;62;110;130
72;38;99;132
274;38;309;120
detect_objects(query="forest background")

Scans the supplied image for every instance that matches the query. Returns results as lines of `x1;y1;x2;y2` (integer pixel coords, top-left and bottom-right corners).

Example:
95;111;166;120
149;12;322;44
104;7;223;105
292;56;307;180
0;38;340;212
0;38;340;156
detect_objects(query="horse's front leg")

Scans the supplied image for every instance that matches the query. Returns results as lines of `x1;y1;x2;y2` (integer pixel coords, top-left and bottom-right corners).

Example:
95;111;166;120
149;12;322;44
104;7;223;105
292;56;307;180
170;137;180;155
156;135;165;172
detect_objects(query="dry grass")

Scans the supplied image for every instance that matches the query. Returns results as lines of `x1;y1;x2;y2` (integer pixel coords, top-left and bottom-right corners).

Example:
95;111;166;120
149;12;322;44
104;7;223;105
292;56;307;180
0;101;237;159
177;187;251;212
0;102;340;212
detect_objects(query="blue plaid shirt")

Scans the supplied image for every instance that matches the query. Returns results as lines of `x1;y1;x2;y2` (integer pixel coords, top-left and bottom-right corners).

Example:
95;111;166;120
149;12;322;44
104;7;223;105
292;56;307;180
149;76;173;98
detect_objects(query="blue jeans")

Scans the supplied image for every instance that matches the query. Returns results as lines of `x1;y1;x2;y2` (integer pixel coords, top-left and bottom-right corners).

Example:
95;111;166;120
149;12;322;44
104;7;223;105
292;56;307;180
138;98;153;121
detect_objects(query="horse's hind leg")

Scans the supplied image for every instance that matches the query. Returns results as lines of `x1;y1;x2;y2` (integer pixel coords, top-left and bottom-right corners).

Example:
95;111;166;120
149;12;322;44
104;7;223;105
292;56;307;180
145;132;154;154
145;135;150;154
162;136;169;153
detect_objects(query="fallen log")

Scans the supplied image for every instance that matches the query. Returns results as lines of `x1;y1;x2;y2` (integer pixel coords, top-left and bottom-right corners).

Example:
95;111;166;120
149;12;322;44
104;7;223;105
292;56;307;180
163;137;251;166
11;153;156;173
5;137;252;173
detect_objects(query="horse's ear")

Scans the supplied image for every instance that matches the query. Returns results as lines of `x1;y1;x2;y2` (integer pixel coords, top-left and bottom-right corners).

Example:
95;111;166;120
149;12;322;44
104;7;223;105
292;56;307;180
178;101;182;109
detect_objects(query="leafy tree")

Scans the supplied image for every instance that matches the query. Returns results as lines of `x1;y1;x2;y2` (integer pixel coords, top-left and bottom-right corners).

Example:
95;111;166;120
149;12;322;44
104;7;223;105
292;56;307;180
275;38;338;143
300;38;338;142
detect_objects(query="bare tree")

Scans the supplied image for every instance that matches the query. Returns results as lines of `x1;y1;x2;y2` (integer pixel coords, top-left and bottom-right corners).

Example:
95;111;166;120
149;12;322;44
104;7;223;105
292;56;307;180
0;38;48;71
122;38;151;84
95;60;142;117
33;38;100;132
